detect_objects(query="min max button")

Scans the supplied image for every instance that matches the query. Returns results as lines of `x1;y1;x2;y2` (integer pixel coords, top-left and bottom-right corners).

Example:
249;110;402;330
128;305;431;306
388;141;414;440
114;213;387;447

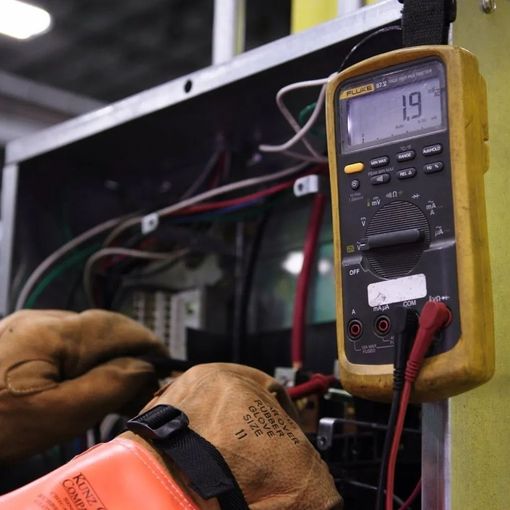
370;156;389;168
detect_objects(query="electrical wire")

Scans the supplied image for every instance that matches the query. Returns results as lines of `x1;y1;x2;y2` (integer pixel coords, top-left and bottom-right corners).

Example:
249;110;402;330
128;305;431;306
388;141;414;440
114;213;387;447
385;301;451;510
259;80;329;156
398;479;421;510
274;78;329;160
338;25;402;72
15;215;131;311
282;149;327;164
335;479;405;507
232;212;271;363
83;248;187;306
386;381;413;510
291;193;326;370
24;244;100;309
259;25;402;162
287;373;336;400
103;161;310;247
178;180;293;215
180;148;223;199
376;309;418;510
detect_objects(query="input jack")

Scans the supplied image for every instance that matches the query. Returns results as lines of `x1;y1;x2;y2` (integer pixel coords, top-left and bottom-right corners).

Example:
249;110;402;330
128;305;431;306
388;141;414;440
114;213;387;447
374;315;391;336
347;319;363;340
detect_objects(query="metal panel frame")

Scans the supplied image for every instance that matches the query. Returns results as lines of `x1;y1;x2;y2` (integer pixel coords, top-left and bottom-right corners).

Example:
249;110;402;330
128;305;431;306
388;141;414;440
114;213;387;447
4;0;402;165
0;164;19;315
212;0;246;64
422;400;451;509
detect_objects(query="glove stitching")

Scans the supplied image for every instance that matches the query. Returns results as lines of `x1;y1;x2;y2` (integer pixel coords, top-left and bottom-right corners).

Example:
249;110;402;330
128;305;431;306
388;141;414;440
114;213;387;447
6;372;57;395
117;439;198;510
5;367;57;395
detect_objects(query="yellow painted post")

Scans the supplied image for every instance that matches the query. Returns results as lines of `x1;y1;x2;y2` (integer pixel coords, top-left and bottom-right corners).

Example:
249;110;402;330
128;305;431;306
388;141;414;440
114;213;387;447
450;4;510;509
291;0;338;33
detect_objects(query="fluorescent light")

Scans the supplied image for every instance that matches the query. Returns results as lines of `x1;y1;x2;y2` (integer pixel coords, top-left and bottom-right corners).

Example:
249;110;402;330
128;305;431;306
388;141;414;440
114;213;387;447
282;251;304;275
0;0;52;40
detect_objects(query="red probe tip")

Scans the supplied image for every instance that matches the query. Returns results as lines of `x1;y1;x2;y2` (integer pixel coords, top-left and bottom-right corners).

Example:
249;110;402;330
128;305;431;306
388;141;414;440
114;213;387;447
418;300;452;331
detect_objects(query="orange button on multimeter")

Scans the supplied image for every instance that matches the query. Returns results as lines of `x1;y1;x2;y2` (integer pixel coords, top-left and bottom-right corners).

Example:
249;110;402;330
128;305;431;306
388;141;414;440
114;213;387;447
344;162;364;174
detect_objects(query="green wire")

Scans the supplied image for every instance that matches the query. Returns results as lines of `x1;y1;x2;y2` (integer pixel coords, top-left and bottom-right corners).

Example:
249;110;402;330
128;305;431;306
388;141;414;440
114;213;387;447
24;192;291;308
25;244;100;309
298;102;326;139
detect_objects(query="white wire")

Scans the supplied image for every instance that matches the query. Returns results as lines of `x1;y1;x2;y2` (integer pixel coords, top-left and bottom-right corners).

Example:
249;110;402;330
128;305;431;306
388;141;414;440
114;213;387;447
103;160;309;247
259;82;327;154
259;75;335;157
83;248;187;305
276;78;329;159
283;149;328;164
15;215;130;311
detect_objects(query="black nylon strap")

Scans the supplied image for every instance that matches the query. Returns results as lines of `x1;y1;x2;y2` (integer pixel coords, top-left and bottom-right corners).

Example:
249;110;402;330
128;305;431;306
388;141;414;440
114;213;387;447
399;0;456;47
127;405;249;510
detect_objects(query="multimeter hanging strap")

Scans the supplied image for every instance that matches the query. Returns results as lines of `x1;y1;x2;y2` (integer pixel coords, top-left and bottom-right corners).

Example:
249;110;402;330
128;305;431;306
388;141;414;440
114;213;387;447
399;0;457;47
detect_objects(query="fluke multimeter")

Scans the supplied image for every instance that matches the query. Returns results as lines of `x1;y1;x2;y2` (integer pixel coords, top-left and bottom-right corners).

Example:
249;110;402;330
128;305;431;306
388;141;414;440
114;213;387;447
326;46;494;402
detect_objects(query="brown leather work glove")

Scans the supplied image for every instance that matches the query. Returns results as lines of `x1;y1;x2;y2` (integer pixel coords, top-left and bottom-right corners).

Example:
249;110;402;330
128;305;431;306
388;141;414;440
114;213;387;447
123;363;343;510
0;309;166;462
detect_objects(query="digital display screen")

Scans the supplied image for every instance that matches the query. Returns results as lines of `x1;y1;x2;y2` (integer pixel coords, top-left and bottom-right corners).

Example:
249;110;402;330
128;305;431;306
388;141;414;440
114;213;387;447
339;61;447;152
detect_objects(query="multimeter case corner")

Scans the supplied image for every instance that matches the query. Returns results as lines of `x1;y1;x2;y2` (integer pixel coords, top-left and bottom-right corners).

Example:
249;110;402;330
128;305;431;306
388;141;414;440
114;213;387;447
326;45;494;403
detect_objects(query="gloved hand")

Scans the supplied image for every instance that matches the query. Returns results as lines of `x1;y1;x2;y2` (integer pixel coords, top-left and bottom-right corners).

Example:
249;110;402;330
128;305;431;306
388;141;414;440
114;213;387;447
0;309;166;462
0;363;343;510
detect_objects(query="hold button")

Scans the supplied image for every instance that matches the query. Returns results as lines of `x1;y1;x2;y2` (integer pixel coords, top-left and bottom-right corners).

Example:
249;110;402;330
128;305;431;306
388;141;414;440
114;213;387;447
422;143;443;156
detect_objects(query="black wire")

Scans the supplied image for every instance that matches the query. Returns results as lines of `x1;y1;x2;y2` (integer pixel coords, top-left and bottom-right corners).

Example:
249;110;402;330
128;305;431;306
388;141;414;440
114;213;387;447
180;148;223;199
231;211;271;363
335;478;406;507
338;25;403;73
376;308;418;510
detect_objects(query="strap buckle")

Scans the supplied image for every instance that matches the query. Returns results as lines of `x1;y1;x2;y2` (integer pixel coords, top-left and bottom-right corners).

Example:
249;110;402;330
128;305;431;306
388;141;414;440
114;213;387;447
126;404;189;441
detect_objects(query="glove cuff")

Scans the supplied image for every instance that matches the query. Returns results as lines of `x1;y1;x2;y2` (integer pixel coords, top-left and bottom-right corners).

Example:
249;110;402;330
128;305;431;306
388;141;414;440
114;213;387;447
0;438;199;510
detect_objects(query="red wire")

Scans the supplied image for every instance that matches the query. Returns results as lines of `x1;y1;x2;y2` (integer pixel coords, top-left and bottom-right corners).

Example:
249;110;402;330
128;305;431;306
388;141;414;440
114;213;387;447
291;193;326;369
386;381;412;509
398;479;422;510
177;180;294;215
287;373;336;399
385;301;451;510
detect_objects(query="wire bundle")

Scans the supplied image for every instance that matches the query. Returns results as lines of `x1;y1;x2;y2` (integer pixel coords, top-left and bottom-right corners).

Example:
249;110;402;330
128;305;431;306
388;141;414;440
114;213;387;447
15;160;311;310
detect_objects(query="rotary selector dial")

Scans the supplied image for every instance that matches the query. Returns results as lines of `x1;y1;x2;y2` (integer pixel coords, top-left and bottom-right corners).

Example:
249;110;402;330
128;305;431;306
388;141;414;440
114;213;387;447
361;200;430;279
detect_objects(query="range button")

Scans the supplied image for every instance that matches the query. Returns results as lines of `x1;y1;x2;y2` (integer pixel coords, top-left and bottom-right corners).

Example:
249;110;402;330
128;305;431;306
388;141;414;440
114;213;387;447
422;143;443;156
370;156;390;168
396;150;416;162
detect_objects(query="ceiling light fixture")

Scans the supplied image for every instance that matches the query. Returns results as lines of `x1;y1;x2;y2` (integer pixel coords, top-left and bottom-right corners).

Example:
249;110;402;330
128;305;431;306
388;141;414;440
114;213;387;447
0;0;52;40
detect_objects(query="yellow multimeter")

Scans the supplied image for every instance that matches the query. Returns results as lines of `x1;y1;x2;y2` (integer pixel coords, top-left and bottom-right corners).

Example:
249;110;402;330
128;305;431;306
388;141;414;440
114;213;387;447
326;46;494;402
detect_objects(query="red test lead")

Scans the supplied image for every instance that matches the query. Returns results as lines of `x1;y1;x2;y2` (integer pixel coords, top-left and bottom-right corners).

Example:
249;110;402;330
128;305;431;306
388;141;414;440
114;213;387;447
386;301;452;510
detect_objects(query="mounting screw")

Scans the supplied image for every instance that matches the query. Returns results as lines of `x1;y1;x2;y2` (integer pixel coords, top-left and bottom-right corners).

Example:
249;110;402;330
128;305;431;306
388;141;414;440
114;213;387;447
481;0;496;13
